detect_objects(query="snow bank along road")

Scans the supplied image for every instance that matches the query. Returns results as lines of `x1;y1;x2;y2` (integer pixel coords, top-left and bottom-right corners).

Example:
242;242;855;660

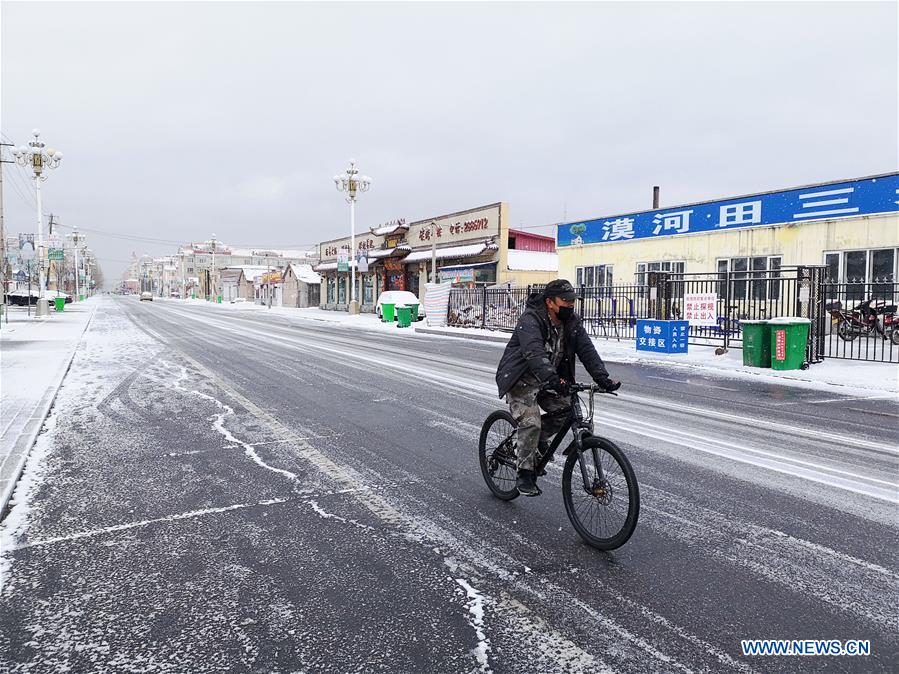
1;296;896;673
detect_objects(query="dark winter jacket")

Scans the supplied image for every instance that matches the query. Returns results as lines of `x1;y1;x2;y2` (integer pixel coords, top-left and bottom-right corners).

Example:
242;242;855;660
495;292;609;398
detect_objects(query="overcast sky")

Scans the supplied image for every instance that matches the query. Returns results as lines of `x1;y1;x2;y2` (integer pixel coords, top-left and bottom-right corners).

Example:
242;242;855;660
2;1;896;282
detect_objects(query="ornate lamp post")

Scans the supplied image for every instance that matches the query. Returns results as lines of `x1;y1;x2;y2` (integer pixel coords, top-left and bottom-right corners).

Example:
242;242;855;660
333;159;372;314
11;129;63;316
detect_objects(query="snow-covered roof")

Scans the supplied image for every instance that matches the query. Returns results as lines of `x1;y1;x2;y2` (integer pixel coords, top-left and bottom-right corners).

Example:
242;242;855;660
315;261;360;271
230;248;316;259
288;263;321;284
367;246;410;259
370;223;409;236
404;241;498;263
221;265;277;282
506;250;559;272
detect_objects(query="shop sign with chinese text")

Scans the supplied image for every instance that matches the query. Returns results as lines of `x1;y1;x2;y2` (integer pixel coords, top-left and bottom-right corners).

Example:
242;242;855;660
439;267;475;283
558;174;899;246
683;293;717;327
407;204;501;246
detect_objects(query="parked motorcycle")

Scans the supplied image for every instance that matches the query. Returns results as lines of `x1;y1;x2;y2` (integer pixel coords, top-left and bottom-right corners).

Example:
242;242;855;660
826;298;899;345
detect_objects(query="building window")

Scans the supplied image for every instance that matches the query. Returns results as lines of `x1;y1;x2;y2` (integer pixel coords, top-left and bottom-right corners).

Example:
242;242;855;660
337;275;346;304
635;261;684;286
327;276;336;303
575;265;613;288
717;256;782;301
363;274;374;304
823;248;898;300
825;248;897;284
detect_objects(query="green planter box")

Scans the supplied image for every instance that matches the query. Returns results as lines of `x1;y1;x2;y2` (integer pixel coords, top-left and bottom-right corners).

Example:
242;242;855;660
381;303;396;322
769;317;811;370
396;305;412;328
741;320;771;367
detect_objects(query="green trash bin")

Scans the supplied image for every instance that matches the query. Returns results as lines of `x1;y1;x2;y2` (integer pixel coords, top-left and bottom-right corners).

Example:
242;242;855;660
741;320;771;367
217;295;223;304
408;303;420;321
769;317;811;370
54;297;66;312
396;305;412;328
79;294;85;301
381;302;396;322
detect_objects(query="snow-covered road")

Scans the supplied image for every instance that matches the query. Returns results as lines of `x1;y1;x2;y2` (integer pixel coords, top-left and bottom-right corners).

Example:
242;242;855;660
1;296;896;673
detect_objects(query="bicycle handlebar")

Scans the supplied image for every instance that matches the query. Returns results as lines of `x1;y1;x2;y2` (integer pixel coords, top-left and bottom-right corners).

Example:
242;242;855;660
569;382;619;396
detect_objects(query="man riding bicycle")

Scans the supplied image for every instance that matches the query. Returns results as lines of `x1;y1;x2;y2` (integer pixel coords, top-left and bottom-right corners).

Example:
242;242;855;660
495;279;620;496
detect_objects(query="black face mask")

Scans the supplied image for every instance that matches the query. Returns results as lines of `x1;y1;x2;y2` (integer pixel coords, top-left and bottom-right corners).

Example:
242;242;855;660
556;305;574;321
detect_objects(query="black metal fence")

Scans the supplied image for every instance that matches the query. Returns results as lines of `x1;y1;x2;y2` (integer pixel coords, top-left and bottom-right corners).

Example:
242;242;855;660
446;285;533;331
821;282;899;362
445;267;899;363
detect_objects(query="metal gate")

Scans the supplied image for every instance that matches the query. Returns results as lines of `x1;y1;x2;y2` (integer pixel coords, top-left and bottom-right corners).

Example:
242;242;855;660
447;267;836;363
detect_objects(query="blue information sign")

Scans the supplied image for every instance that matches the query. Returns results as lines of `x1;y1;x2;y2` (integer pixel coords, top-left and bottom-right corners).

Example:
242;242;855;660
636;320;689;354
558;174;899;247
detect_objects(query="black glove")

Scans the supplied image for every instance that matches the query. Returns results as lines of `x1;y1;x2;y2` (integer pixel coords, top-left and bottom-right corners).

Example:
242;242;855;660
544;375;569;395
595;377;621;393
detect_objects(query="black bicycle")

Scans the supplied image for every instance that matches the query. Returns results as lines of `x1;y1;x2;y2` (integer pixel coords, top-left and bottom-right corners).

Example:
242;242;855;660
478;382;640;550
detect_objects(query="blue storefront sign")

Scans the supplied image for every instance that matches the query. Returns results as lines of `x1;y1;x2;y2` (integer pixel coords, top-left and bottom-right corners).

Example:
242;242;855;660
558;174;899;247
636;320;689;354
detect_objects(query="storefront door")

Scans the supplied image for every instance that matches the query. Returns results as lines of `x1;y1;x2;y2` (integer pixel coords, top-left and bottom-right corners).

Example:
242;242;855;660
405;268;420;296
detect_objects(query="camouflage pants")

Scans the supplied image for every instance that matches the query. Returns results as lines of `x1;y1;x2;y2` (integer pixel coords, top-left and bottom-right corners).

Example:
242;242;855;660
506;375;572;472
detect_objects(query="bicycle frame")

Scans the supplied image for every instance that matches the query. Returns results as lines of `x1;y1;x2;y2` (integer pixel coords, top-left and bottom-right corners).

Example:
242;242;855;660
533;387;605;493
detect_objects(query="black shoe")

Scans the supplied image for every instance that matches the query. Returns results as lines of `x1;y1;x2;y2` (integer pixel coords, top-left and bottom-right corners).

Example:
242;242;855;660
517;469;541;497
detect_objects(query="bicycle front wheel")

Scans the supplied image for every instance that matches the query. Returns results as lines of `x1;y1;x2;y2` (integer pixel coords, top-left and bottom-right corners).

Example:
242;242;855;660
562;436;639;550
478;410;520;501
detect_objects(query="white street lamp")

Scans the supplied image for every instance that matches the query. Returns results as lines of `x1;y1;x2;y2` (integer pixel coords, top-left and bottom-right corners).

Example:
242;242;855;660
11;129;63;316
333;158;372;314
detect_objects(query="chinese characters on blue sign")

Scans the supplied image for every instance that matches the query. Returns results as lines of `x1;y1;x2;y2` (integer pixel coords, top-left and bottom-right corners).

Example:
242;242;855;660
636;320;689;354
558;174;899;247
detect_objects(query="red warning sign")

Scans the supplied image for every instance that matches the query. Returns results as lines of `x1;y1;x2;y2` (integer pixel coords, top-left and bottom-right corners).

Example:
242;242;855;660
775;329;786;361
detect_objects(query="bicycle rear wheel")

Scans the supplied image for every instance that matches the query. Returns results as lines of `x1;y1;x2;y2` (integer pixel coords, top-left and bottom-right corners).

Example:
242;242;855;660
479;410;520;501
562;436;639;550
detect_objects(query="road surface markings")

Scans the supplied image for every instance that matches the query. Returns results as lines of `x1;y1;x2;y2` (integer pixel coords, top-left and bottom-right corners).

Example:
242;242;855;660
133;316;717;673
10;497;293;551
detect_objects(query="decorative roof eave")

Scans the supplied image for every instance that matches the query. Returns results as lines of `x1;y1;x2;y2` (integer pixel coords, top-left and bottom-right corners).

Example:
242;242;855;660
370;223;410;236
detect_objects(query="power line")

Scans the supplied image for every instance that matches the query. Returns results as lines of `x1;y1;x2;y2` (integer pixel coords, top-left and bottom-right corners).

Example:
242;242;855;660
50;221;317;251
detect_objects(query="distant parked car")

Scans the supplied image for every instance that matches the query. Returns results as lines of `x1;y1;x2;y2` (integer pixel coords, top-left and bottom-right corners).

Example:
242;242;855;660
376;290;424;320
140;291;153;301
230;297;247;304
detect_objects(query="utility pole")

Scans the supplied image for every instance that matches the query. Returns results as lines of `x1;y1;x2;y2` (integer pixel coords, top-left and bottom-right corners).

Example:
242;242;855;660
0;142;13;322
72;226;82;301
47;214;56;293
430;221;437;284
